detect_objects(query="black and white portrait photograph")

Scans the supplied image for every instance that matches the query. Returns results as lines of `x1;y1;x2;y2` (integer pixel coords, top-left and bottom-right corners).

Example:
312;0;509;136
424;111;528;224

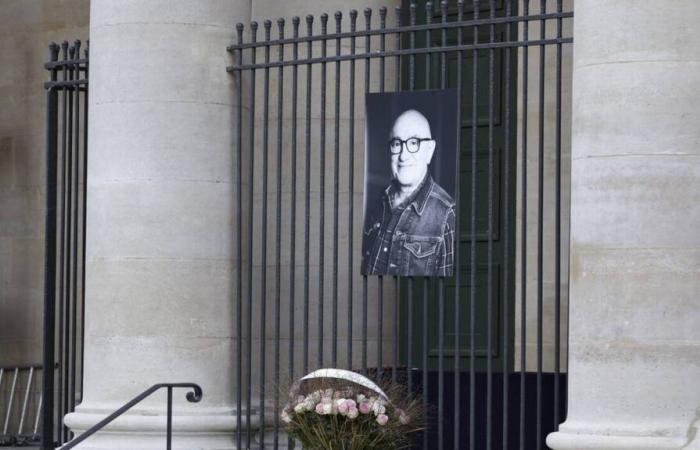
361;90;459;277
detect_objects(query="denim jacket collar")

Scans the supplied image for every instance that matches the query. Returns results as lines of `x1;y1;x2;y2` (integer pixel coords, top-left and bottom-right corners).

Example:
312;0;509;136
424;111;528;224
384;172;434;218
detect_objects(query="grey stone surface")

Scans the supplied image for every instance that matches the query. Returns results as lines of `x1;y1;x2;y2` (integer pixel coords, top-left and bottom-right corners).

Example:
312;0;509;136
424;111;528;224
0;0;89;367
547;1;700;449
63;1;251;448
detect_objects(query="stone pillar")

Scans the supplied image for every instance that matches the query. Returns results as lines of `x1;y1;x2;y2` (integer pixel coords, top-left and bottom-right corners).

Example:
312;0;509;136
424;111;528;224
547;1;700;449
64;1;251;448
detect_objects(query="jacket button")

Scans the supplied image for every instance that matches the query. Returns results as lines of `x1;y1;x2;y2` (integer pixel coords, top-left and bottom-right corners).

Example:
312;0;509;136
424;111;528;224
383;247;388;252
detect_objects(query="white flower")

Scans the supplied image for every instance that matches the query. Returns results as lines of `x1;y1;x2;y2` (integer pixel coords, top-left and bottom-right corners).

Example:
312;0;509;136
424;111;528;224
372;402;386;416
347;407;359;419
322;402;333;415
281;410;292;424
294;403;306;413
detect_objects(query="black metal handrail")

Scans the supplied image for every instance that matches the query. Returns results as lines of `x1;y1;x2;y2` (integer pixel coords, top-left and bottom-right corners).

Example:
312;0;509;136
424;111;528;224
58;383;202;450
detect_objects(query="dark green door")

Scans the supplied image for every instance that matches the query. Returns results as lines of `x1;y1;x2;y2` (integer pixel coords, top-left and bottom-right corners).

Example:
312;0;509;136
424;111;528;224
399;1;516;372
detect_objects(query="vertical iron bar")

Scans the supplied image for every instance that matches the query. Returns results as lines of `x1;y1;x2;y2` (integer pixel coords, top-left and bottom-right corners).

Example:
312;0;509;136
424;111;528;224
347;10;358;371
289;16;300;450
487;2;496;449
79;42;89;401
3;368;19;434
554;0;563;433
234;23;244;450
520;2;530;448
246;21;258;450
393;276;399;383
332;11;342;368
318;13;329;369
454;2;465;450
419;2;431;448
166;386;172;450
57;41;68;445
274;18;285;450
396;4;412;395
537;1;546;448
438;3;448;449
502;1;513;449
361;9;370;376
19;367;35;434
42;42;60;450
62;43;76;443
470;3;480;450
378;273;383;381
374;8;386;380
303;16;313;374
362;276;367;373
422;278;428;450
70;41;82;427
382;7;398;386
259;20;272;450
425;2;432;89
34;392;43;438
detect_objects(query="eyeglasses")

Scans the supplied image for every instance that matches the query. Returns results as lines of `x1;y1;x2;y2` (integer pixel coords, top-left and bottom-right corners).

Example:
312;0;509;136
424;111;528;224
388;137;434;154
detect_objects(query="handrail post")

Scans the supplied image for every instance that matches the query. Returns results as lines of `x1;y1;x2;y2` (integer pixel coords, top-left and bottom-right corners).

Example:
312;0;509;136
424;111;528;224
166;386;173;450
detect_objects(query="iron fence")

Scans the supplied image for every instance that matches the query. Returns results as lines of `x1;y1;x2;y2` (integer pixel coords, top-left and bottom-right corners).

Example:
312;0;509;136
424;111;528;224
42;40;89;449
0;365;43;447
228;0;572;449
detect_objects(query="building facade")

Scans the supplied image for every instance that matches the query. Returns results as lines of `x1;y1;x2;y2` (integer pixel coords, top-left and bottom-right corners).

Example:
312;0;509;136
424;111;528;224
0;0;698;449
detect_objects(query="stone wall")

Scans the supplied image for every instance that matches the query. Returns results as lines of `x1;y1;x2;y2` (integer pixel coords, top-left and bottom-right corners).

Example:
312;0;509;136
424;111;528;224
0;0;89;368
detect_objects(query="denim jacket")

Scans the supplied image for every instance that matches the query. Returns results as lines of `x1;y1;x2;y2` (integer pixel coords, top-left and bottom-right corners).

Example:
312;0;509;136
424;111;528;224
362;174;456;276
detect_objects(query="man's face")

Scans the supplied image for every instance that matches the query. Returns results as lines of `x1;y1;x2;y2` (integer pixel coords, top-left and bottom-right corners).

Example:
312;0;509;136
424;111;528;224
389;110;436;188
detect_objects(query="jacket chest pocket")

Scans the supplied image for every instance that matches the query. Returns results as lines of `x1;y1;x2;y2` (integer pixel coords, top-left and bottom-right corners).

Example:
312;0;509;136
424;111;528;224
399;235;441;276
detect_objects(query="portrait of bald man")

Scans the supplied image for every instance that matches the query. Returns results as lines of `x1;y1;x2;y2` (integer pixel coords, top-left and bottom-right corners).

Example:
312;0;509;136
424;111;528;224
362;91;458;277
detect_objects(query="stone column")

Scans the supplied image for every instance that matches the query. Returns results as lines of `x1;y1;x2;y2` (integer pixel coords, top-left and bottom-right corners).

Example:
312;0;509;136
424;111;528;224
64;1;251;448
547;1;700;449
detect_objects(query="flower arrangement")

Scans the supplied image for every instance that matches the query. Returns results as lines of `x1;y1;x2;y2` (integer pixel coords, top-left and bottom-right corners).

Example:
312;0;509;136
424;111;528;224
281;369;424;450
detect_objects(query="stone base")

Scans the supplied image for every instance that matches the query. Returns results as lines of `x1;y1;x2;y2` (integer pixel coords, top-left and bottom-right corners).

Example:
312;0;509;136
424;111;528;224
547;420;698;450
64;405;260;450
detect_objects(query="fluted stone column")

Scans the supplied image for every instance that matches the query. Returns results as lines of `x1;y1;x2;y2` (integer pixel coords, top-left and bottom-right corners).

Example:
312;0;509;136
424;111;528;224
64;1;252;448
547;1;700;449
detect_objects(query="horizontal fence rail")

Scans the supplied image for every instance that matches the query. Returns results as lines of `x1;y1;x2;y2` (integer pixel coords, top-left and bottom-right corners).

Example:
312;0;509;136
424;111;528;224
43;39;89;449
228;1;572;449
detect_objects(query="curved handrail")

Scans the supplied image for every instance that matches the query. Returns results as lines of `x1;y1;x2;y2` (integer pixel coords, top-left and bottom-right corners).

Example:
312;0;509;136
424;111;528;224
60;383;202;450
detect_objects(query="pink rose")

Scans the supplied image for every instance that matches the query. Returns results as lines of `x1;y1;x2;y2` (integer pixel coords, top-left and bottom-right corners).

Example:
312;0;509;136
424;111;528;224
315;403;325;414
359;402;371;415
376;414;389;426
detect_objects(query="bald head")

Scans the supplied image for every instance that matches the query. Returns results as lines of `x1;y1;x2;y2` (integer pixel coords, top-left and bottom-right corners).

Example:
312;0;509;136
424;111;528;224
389;109;436;190
391;109;432;140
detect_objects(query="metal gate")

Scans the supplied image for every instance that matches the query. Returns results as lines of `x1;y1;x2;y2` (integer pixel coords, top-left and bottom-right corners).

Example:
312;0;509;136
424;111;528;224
227;0;571;448
42;40;89;449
